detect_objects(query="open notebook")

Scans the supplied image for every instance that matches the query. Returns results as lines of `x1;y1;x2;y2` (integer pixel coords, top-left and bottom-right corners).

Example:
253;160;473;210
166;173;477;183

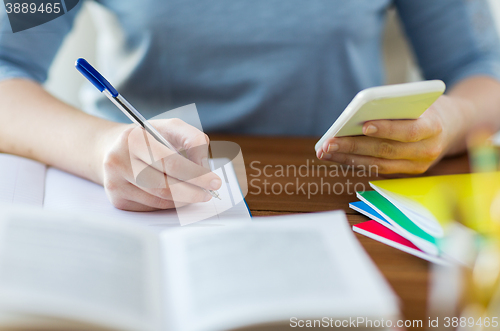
0;154;251;228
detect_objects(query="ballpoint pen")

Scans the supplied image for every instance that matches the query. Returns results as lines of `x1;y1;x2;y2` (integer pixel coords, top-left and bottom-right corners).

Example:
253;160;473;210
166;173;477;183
75;58;221;200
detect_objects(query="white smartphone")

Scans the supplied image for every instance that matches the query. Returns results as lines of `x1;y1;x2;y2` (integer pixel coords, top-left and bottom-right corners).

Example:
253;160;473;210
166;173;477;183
315;80;446;151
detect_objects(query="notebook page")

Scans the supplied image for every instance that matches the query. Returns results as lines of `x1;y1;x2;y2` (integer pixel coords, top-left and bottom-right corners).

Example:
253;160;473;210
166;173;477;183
175;161;250;225
43;168;178;228
215;161;250;220
0;154;46;207
43;162;250;229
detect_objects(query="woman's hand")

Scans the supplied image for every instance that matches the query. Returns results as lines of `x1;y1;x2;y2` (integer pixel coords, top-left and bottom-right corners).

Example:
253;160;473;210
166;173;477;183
97;118;222;211
316;95;466;174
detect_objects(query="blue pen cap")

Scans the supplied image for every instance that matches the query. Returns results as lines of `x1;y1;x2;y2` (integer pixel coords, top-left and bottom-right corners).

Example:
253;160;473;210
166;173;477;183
75;58;119;97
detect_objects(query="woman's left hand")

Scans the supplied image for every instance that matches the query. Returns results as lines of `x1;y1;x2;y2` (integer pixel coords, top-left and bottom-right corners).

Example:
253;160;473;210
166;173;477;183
316;95;464;174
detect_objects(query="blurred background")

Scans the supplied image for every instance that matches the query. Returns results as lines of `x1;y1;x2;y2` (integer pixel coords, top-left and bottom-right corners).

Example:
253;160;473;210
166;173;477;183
44;0;500;110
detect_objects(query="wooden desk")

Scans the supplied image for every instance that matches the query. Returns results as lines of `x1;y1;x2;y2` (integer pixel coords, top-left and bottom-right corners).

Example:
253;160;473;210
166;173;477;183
212;134;471;330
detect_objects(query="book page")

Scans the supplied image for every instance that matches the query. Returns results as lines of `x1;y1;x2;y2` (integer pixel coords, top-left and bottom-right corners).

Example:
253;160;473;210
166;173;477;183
0;208;163;331
43;161;250;229
0;154;46;207
160;211;399;331
0;311;114;330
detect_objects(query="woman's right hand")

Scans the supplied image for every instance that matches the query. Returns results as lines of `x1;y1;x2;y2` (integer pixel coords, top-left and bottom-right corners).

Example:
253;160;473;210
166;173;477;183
97;118;222;211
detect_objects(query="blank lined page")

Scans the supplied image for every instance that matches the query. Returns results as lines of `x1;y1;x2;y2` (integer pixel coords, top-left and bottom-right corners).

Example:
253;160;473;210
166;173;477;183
44;164;250;229
0;154;46;207
175;163;249;226
43;168;180;228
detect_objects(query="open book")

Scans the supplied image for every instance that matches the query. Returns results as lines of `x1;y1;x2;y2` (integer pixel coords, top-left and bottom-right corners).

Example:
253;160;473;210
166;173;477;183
0;154;251;228
0;208;399;331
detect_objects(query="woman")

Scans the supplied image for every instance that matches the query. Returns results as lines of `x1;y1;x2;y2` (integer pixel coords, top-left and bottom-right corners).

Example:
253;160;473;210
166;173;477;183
0;0;499;210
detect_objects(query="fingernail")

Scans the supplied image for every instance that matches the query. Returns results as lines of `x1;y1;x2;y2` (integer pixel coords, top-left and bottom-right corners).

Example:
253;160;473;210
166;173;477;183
327;143;339;152
365;125;377;135
210;178;222;190
320;153;332;159
204;193;212;202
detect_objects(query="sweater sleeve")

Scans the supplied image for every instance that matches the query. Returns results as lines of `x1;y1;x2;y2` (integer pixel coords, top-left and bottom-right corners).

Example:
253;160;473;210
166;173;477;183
395;0;500;87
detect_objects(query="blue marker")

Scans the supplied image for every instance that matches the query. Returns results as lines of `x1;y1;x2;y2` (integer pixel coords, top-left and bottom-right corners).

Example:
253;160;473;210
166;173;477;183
75;58;221;200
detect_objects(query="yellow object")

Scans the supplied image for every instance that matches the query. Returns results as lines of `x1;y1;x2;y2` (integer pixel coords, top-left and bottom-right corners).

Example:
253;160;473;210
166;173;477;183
371;172;500;235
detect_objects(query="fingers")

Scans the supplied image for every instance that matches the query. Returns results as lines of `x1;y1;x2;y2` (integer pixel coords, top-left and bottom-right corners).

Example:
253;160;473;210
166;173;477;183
106;176;210;211
362;115;442;143
128;166;214;204
127;124;221;192
320;152;430;175
314;110;445;176
182;132;210;168
106;182;176;211
111;200;160;212
151;118;211;166
103;119;223;211
319;136;441;161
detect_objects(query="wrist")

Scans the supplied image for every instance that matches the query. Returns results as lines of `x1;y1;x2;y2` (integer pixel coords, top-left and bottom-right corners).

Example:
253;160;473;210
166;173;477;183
444;95;476;156
92;122;130;185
